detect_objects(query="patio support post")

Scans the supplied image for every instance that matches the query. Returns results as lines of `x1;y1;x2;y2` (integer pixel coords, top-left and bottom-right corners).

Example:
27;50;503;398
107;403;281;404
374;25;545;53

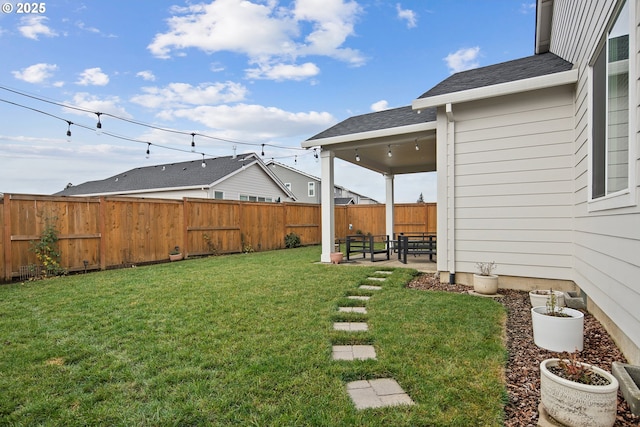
385;174;394;242
320;149;335;263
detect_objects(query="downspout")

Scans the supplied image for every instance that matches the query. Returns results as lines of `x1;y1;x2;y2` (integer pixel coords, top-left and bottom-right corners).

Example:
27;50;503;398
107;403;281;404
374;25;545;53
446;103;456;284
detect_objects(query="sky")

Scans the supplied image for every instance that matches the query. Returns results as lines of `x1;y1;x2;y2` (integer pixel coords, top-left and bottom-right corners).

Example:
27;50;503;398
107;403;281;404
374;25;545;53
0;0;537;203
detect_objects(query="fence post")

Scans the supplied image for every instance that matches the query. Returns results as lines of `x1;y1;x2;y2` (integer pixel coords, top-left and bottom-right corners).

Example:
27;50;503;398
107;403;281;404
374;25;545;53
99;197;106;271
3;194;11;281
182;198;189;258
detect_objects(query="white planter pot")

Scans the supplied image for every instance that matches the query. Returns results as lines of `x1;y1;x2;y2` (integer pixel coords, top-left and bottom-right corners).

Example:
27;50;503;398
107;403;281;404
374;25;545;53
473;274;498;295
531;306;584;352
529;290;565;307
540;358;619;427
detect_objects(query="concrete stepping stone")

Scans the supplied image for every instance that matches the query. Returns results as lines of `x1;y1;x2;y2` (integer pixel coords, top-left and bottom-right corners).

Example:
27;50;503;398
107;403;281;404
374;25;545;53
374;271;393;275
346;378;415;410
333;322;368;331
332;345;376;360
367;277;386;281
347;295;370;301
339;306;367;314
359;285;382;290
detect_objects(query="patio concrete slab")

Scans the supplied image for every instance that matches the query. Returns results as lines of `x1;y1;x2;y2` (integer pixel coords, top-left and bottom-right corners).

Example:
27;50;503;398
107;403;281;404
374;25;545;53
339;306;367;314
333;322;368;331
346;379;415;410
332;345;376;360
359;285;382;290
347;295;370;301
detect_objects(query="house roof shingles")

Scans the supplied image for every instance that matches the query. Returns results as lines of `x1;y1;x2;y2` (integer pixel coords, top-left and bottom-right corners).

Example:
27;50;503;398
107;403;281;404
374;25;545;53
55;154;256;196
305;53;573;143
306;105;436;141
418;52;573;98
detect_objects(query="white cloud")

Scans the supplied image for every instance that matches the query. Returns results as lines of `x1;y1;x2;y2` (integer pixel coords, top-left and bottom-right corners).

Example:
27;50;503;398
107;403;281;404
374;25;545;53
12;63;58;84
65;92;132;119
370;100;389;112
444;47;481;74
245;61;320;81
520;2;536;14
136;70;156;81
163;103;335;140
396;3;417;28
18;16;58;40
148;0;364;80
130;82;248;109
76;67;110;86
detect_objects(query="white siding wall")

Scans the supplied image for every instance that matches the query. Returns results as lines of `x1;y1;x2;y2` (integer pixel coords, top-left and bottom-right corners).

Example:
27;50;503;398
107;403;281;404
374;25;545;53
452;86;576;280
552;0;640;363
214;163;293;201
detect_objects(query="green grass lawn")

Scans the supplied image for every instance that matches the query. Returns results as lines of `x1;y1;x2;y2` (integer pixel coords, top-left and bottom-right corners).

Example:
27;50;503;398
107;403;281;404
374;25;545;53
0;246;507;426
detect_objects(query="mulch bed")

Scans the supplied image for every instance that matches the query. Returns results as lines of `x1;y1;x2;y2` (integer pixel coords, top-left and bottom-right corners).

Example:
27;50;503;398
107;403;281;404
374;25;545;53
407;273;640;427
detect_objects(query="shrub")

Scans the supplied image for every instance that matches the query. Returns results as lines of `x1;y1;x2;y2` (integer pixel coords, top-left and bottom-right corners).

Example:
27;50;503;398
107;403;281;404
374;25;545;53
29;217;66;278
284;232;301;248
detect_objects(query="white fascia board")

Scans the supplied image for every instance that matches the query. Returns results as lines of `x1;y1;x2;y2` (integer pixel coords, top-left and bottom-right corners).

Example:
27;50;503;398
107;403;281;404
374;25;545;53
412;68;578;110
301;121;436;148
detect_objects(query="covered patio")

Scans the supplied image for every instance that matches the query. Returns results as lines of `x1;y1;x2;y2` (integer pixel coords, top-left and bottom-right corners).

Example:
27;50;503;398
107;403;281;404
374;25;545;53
301;105;438;265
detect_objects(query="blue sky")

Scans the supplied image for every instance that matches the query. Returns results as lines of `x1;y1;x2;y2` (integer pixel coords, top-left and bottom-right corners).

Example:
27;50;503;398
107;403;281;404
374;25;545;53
0;0;536;202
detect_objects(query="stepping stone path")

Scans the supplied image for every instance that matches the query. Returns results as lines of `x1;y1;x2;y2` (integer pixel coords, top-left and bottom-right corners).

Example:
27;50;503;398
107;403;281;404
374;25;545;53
346;379;415;409
333;322;368;331
332;345;376;360
330;270;415;410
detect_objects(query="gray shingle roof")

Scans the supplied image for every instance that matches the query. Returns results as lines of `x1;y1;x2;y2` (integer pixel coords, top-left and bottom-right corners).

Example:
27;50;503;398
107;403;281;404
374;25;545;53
55;154;258;196
418;52;573;99
306;105;436;141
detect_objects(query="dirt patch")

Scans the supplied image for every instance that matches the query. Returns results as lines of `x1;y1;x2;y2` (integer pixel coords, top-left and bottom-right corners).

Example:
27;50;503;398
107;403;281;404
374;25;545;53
407;273;639;427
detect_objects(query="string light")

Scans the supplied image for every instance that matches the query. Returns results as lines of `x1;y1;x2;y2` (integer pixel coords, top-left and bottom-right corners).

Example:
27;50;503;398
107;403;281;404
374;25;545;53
355;149;360;162
415;139;419;151
201;153;206;168
146;143;151;159
66;121;72;142
95;112;102;135
387;145;392;157
0;88;313;164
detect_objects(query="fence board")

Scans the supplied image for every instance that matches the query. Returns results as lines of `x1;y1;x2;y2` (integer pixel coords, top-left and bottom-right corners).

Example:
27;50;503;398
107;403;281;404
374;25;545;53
1;194;435;281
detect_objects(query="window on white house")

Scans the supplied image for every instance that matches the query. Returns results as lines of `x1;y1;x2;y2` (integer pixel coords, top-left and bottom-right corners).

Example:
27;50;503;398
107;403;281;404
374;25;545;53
592;0;629;199
284;183;291;191
214;191;224;199
308;182;315;197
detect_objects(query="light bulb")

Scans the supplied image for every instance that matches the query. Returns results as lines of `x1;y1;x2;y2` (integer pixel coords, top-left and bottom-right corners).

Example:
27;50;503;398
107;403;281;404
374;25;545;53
201;154;206;168
190;133;196;152
387;146;392;157
146;143;151;159
355;150;360;162
415;143;419;151
96;113;102;136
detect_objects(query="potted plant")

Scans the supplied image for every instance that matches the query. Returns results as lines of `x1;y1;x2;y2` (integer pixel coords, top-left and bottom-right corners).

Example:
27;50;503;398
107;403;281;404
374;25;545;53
540;352;619;427
531;292;584;352
473;261;498;295
169;246;183;261
330;252;344;264
529;288;565;307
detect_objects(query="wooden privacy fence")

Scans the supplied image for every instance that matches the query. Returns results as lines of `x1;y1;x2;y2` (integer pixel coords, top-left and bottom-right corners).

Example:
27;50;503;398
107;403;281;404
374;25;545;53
1;193;435;281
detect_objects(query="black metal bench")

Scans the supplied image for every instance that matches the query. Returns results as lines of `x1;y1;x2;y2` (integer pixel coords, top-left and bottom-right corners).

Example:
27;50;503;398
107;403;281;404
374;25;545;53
346;234;390;262
397;234;436;264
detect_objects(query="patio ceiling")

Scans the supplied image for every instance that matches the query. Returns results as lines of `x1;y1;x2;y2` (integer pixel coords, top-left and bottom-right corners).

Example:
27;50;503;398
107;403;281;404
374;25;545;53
302;117;437;175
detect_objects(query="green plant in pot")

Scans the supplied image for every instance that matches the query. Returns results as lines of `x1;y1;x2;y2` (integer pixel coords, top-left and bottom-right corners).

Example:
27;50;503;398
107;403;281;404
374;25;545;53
169;246;183;261
531;291;584;352
540;351;619;427
473;261;498;295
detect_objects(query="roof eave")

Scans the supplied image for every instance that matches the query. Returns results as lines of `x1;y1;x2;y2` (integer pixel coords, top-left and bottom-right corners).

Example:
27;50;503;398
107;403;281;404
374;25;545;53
301;121;436;148
411;67;577;110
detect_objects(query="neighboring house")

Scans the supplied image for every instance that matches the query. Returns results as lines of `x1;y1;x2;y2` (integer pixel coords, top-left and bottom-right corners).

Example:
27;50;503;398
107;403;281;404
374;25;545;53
265;159;379;204
302;0;640;364
56;153;296;202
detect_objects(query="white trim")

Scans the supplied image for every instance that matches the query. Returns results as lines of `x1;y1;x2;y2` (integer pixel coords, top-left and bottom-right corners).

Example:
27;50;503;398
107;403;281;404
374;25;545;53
412;69;579;110
301;121;436;148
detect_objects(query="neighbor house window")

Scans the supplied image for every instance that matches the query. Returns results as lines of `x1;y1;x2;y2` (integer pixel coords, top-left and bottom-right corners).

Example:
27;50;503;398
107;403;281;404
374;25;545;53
214;191;224;199
308;182;315;197
284;183;292;191
592;0;629;199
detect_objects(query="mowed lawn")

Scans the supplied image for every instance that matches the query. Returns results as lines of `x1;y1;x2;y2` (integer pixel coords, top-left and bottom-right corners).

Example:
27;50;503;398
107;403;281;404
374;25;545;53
0;246;507;426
